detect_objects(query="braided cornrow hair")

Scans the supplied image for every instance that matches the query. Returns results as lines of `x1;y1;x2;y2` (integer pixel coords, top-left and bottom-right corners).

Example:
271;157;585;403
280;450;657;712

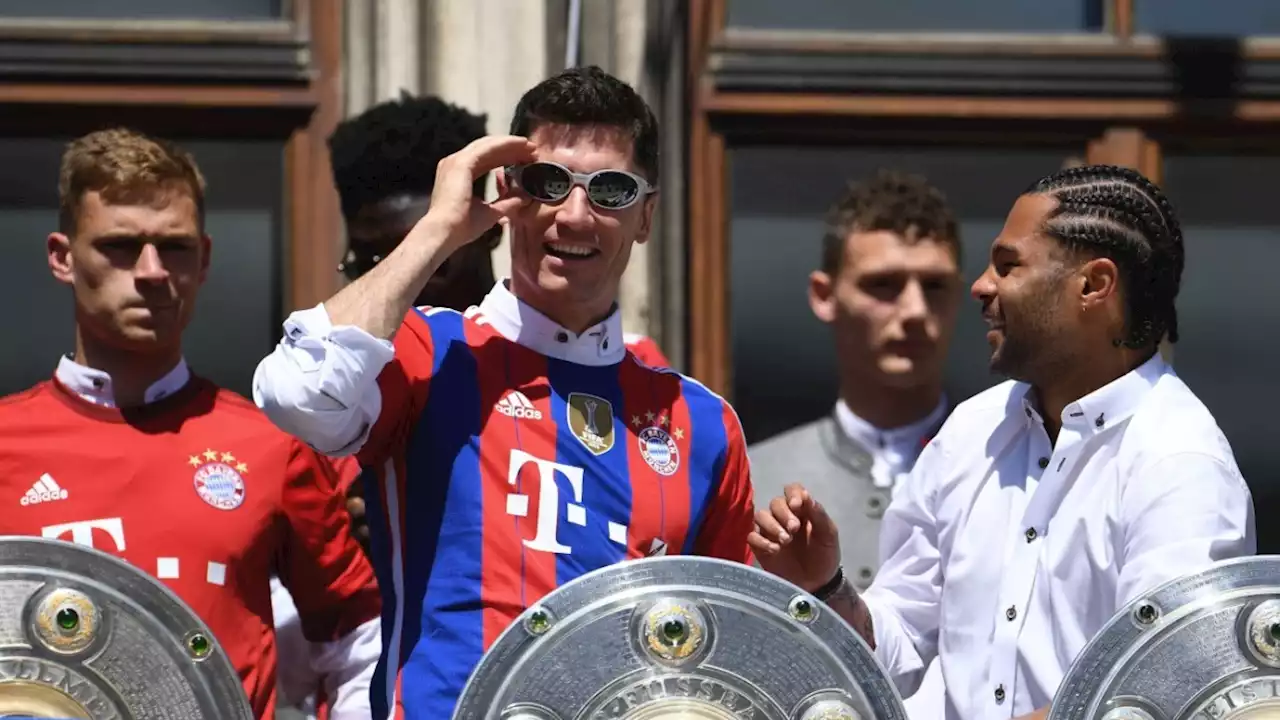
1027;165;1184;349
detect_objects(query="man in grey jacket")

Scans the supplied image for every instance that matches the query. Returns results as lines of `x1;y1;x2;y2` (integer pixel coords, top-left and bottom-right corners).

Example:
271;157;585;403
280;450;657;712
749;169;963;718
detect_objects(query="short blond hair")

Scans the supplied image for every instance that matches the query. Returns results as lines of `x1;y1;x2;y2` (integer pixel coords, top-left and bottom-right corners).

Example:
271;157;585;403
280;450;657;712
58;128;207;234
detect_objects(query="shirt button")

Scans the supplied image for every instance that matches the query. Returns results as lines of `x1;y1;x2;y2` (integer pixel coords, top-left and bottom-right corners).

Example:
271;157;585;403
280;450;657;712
994;685;1006;703
556;331;569;343
1025;527;1038;542
1006;606;1017;621
1037;457;1049;469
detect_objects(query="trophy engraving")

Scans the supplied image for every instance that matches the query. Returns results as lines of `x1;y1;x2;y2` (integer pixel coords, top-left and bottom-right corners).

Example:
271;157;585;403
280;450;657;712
0;536;252;719
1051;557;1280;720
453;556;905;720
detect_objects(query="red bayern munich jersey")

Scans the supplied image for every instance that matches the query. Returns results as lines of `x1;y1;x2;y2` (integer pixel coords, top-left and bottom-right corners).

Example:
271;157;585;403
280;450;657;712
623;333;672;368
355;306;755;718
0;375;381;719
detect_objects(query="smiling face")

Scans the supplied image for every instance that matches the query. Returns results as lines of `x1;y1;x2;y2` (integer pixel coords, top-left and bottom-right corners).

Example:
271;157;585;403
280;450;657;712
971;193;1080;382
500;124;657;331
48;188;210;355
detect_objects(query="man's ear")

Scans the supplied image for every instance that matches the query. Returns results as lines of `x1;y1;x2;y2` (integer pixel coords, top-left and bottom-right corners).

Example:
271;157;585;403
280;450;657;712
47;232;74;286
809;270;837;324
1079;256;1119;309
634;192;659;245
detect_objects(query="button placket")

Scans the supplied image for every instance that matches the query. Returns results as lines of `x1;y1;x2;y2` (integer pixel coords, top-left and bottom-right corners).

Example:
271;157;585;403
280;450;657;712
991;519;1041;714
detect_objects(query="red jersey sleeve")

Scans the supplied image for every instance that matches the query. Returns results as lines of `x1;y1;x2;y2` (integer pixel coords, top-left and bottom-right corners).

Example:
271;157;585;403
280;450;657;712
693;402;756;564
357;309;436;467
278;437;381;642
625;334;672;368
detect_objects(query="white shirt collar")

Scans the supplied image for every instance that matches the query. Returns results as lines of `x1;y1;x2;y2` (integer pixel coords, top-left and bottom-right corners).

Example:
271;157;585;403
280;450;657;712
1017;351;1166;433
55;355;191;408
474;280;626;366
834;396;948;490
834;396;949;454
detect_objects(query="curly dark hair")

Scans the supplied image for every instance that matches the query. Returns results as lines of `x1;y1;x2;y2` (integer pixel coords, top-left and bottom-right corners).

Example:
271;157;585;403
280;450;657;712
509;65;659;183
820;169;960;275
327;92;489;220
1027;164;1184;348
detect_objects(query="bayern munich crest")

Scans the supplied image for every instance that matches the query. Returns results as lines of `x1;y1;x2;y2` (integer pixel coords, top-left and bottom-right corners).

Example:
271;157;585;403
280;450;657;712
189;449;247;511
638;425;680;476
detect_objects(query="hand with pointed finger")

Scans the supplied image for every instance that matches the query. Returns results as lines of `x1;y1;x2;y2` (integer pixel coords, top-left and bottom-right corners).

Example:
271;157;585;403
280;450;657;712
417;134;537;255
750;483;842;593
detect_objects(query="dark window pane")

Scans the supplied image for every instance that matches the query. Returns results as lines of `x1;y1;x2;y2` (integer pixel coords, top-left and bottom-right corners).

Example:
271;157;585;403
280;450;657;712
1158;153;1280;552
0;137;283;399
726;0;1102;33
1;0;283;21
1135;0;1280;36
729;145;1071;444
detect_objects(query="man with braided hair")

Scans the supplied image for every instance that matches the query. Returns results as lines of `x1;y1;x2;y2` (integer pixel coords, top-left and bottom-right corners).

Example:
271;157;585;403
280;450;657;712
751;165;1256;720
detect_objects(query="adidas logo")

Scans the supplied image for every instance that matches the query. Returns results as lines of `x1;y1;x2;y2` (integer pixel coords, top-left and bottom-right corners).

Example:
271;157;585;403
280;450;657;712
495;390;542;420
21;473;68;506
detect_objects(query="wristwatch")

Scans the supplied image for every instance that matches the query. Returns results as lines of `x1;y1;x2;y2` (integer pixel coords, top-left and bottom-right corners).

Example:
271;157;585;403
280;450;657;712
812;566;846;602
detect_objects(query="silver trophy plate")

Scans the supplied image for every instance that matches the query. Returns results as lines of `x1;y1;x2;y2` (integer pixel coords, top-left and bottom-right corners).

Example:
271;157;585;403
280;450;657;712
1050;556;1280;720
0;536;251;719
453;556;907;720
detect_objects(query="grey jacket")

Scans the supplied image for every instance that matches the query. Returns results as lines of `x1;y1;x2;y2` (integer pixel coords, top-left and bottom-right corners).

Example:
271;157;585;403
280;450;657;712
748;414;894;591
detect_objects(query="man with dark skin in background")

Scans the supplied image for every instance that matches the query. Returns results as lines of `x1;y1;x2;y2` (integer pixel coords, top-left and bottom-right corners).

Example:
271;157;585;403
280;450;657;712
274;95;496;720
325;93;500;550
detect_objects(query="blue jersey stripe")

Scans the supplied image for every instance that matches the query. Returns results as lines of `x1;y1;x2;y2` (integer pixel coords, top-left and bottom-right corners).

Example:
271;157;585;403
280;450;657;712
547;359;631;585
679;379;729;554
362;463;396;719
400;309;485;719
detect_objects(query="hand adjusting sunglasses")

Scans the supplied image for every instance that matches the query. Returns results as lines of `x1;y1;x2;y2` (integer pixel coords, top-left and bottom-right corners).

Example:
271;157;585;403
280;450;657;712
504;161;656;211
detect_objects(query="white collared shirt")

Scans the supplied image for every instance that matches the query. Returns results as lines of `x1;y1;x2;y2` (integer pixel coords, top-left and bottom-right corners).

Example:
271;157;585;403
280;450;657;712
55;355;190;408
252;280;627;455
834;397;947;493
863;354;1255;720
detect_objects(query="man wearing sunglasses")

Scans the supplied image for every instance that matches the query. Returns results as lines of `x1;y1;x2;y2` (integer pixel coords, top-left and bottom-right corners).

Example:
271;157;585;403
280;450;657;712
253;66;756;718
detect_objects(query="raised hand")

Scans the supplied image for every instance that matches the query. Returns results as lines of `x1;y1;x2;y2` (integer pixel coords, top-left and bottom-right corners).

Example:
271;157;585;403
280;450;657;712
750;483;842;592
418;135;537;255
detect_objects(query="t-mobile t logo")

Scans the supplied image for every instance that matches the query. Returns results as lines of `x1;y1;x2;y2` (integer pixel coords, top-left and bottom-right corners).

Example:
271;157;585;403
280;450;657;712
505;449;587;555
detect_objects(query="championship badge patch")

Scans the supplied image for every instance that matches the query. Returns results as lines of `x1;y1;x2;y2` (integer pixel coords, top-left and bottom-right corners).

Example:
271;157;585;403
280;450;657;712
568;393;615;455
189;449;247;511
638;426;680;476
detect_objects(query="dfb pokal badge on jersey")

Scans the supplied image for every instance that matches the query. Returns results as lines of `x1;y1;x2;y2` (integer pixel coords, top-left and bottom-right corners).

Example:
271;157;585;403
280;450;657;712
453;556;908;720
1050;556;1280;720
0;536;252;719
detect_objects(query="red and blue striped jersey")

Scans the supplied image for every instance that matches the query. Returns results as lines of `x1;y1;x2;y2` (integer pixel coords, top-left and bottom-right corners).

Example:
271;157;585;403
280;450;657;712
354;306;755;719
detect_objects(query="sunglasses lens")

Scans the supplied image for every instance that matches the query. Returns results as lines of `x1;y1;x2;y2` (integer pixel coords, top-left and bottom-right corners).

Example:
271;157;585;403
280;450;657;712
587;171;641;209
519;163;572;201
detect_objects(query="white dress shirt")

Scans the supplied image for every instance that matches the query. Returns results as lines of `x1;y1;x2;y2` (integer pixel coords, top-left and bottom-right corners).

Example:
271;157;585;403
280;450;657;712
863;353;1255;720
253;280;628;455
835;397;947;493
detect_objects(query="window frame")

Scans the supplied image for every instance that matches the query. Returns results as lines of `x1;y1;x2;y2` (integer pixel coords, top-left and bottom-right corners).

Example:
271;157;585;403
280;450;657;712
0;0;344;319
686;0;1280;396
